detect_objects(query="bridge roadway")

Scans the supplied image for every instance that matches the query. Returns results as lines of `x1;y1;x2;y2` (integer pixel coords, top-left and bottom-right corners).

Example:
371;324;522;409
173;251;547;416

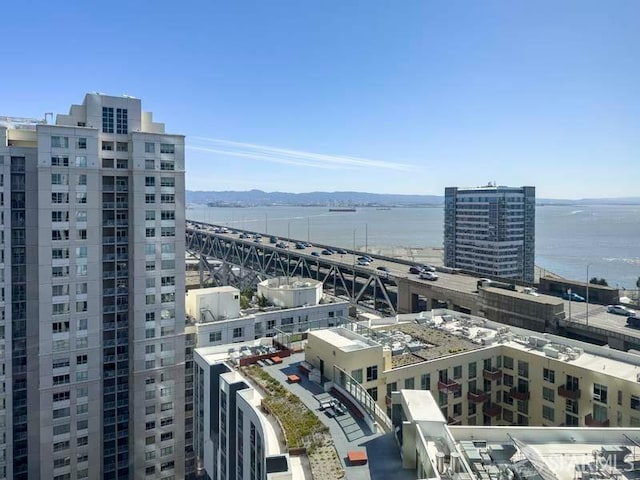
185;221;640;351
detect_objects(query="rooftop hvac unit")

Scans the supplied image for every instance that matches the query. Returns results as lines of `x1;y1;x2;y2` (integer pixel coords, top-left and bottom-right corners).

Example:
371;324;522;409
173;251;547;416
543;345;560;358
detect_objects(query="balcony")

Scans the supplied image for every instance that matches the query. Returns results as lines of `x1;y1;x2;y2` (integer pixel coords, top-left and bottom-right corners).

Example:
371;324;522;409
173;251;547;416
483;403;502;417
510;387;531;401
483;368;502;381
558;385;581;399
584;414;609;427
467;390;488;403
438;379;461;394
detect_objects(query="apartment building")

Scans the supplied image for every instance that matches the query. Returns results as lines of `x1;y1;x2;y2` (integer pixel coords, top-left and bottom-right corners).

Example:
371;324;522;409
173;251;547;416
444;185;535;282
0;93;187;479
193;346;292;480
394;388;640;479
305;310;640;432
186;281;349;348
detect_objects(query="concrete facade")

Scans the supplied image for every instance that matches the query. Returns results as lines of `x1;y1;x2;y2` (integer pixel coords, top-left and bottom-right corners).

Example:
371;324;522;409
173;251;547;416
444;185;535;282
0;94;187;479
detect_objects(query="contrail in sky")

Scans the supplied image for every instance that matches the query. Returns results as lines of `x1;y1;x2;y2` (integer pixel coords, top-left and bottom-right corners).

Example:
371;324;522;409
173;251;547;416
187;137;415;172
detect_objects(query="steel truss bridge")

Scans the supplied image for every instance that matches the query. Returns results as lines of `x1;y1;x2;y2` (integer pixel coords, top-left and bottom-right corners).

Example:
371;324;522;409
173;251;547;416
186;222;399;314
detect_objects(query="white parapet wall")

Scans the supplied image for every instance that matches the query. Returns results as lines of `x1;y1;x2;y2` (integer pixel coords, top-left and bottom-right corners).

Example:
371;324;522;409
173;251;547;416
258;277;322;308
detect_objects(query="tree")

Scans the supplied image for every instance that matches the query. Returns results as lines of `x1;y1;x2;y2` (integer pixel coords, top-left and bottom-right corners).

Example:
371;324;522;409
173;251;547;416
257;293;268;308
589;277;608;286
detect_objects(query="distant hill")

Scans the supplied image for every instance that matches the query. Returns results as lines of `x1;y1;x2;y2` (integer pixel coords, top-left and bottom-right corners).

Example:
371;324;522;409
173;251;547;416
186;190;640;207
186;189;442;206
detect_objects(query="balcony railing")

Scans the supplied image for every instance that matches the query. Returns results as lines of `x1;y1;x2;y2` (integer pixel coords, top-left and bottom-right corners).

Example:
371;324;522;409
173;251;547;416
584;414;609;427
483;368;502;381
483;403;502;417
438;379;461;394
510;387;531;401
467;390;488;403
558;385;581;399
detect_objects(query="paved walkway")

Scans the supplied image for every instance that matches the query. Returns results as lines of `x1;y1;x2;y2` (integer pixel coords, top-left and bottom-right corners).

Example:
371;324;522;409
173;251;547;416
262;353;415;480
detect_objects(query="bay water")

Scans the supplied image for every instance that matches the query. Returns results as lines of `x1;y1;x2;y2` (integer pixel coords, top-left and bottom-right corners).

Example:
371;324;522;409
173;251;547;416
188;204;640;290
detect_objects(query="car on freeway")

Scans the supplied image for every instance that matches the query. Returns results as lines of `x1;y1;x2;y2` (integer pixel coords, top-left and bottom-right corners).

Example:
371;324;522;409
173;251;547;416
269;236;278;244
336;249;347;254
376;266;389;272
295;242;306;249
562;292;585;302
321;250;332;255
275;242;288;249
357;260;370;266
420;264;436;272
239;233;249;239
419;271;438;281
409;266;422;274
628;315;640;328
311;251;320;257
608;305;636;316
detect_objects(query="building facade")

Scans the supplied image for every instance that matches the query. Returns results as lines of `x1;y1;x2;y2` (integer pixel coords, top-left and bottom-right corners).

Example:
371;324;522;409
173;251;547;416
306;310;640;432
0;93;187;479
444;185;535;282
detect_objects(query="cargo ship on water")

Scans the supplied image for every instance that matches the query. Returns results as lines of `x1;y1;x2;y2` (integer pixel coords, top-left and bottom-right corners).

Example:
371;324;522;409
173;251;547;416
328;208;356;212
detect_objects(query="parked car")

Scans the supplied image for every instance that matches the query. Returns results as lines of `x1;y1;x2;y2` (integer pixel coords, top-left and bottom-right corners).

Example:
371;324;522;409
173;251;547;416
562;292;585;302
419;271;438;281
608;305;636;316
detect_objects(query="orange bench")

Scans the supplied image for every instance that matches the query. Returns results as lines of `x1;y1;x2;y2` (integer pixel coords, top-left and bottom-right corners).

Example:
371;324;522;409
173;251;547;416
287;374;300;383
271;356;283;364
348;450;367;465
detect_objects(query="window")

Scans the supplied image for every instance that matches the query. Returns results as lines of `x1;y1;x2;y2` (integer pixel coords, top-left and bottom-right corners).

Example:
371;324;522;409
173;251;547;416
146;294;156;305
405;377;414;389
51;136;69;148
145;210;156;221
52;321;70;333
53;374;70;385
543;386;554;402
53;391;70;402
52;155;69;166
52;192;69;204
53;407;70;419
75;156;87;167
51;173;68;185
146;421;156;430
76;283;88;295
102;158;114;168
53;440;70;452
76;265;88;277
76;301;88;312
161;260;175;270
116;142;128;152
453;365;462;379
160;194;175;204
52;229;69;241
160;160;175;171
209;331;222;343
103;107;114;133
468;362;476;379
53;358;70;369
52;247;69;259
161;243;175;254
52;266;70;278
503;356;513;370
146;228;156;238
543;368;555;383
161;293;175;303
77;354;88;365
517;360;529;378
102;141;114;151
420;373;430;390
76;229;87;240
593;383;608;404
52;211;69;223
146;261;156;271
76;192;87;204
145;159;155;170
145;176;156;187
161;227;175;237
160;417;173;427
160;177;175;187
116;108;128;134
161;276;175;287
145;194;155;204
160;210;175;220
52;303;70;315
116;158;128;169
52;284;69;297
160;143;175;154
366;365;378;382
77;138;87;149
77;174;87;185
630;395;640;411
160;432;173;442
366;387;378;401
232;327;243;338
145;142;155;153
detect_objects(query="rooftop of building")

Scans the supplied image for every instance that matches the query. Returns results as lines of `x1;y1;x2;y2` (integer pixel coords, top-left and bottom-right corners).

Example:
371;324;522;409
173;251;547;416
399;389;640;480
259;276;322;290
361;310;640;381
311;328;380;352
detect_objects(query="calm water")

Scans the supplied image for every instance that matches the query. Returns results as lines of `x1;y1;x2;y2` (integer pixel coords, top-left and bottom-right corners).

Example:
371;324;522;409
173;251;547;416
188;204;640;290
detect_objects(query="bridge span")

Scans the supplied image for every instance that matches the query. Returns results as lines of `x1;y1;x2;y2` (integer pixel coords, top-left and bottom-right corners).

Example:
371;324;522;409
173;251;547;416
186;221;640;351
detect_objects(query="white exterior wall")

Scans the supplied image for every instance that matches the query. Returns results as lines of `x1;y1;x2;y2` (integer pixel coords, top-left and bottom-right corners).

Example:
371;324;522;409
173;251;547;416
257;277;322;308
186;286;241;322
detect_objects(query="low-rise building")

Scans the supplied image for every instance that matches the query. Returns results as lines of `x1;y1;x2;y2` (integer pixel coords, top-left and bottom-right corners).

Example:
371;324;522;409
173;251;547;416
306;309;640;429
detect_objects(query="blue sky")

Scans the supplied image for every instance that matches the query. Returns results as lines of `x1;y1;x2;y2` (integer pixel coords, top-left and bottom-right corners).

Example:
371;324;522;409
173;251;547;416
1;1;638;198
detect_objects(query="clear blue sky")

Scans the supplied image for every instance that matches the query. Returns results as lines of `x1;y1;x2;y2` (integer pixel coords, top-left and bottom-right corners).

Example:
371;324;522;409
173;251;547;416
2;1;638;198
